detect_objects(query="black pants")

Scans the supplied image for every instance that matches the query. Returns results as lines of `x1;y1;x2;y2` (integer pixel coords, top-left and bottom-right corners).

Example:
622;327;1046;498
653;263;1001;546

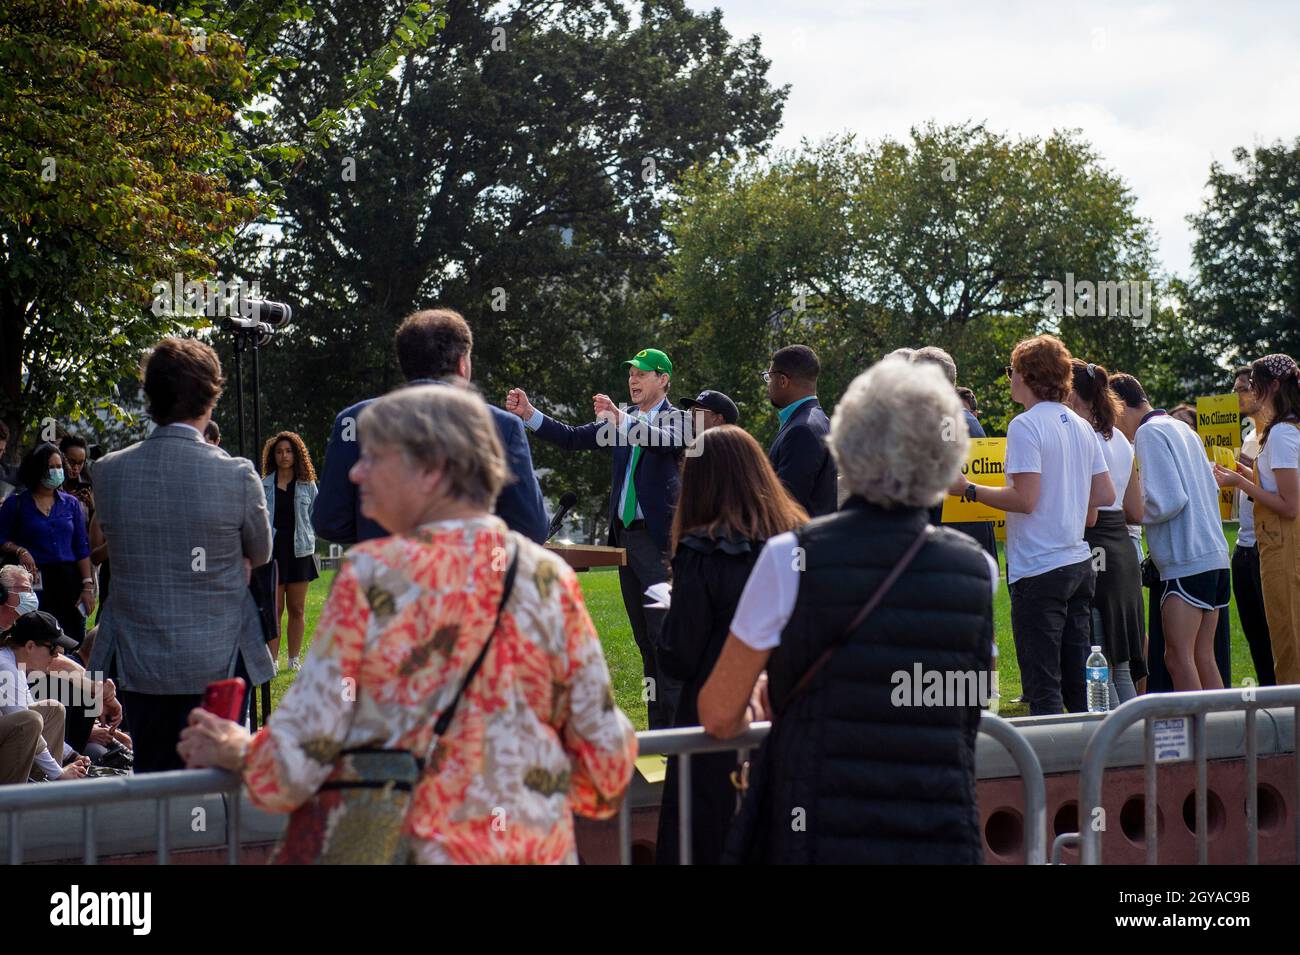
610;520;681;729
1232;545;1275;686
118;654;253;774
1010;557;1095;715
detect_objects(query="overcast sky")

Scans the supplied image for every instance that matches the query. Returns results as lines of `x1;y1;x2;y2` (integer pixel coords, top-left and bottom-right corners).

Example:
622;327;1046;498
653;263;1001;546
692;1;1300;278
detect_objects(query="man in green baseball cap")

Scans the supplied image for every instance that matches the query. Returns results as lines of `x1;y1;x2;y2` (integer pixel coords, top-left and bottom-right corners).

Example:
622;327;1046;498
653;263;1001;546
624;348;673;376
505;346;685;728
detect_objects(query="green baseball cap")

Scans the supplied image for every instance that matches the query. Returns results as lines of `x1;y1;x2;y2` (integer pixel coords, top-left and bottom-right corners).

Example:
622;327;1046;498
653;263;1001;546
624;348;673;375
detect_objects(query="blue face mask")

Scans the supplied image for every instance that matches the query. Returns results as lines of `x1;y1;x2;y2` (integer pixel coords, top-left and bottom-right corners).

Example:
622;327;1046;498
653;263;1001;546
42;468;64;489
15;591;39;616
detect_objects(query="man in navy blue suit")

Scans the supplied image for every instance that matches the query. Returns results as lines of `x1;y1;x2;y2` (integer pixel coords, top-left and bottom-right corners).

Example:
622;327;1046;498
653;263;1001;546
505;348;686;728
765;345;838;517
313;308;548;546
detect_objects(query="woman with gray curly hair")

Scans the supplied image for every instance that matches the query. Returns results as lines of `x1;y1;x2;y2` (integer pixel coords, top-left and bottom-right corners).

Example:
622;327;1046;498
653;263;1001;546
699;357;999;864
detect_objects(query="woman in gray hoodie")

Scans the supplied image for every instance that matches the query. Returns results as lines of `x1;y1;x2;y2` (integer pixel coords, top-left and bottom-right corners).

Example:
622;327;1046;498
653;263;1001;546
1111;374;1230;691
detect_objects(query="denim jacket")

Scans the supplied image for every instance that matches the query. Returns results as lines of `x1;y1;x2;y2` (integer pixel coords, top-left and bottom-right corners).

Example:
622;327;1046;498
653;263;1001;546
262;476;318;558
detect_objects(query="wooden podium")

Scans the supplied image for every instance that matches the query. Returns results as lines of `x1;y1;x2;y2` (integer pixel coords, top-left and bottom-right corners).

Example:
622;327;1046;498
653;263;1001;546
544;542;626;572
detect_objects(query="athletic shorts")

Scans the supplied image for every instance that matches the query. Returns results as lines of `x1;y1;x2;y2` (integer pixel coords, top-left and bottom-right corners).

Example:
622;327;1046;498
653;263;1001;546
1159;568;1230;611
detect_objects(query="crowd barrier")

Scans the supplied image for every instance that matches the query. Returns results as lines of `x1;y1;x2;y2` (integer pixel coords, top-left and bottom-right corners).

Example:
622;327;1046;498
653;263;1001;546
17;695;1294;866
1075;685;1300;865
0;768;242;865
624;712;1049;864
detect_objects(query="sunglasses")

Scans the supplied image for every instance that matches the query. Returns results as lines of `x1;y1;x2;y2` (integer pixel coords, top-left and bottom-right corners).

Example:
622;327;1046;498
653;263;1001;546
1005;365;1014;380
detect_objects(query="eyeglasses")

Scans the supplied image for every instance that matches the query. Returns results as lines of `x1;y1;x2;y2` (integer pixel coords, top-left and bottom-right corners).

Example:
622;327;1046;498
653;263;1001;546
762;370;784;384
1004;365;1014;380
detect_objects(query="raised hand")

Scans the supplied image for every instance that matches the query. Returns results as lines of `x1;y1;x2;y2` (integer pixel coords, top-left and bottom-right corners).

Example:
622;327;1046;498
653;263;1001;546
592;393;622;424
505;388;536;421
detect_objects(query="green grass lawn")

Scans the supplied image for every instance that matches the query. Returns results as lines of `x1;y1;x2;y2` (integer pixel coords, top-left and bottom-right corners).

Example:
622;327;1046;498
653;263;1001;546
279;525;1259;730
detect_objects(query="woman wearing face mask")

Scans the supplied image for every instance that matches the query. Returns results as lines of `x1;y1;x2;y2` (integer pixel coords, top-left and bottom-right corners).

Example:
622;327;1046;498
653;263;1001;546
0;443;94;646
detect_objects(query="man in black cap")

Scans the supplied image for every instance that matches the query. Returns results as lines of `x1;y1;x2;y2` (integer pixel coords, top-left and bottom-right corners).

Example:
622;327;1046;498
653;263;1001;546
0;608;88;781
680;390;739;433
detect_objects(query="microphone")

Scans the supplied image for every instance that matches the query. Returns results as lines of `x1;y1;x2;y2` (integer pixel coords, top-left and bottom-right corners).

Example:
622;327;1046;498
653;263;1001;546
546;491;579;542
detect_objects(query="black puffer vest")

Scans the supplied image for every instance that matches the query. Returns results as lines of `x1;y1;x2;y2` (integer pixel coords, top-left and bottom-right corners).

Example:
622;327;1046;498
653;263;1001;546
760;497;994;864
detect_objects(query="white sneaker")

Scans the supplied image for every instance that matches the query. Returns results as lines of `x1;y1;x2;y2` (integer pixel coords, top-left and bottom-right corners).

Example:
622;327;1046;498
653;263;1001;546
289;657;301;672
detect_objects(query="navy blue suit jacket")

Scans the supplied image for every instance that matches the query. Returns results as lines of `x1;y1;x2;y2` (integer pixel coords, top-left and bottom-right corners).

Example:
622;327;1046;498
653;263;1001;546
767;398;838;517
532;400;683;554
312;380;549;545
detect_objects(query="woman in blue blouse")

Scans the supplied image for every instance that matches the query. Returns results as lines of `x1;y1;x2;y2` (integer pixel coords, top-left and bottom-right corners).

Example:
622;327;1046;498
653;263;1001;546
0;443;94;645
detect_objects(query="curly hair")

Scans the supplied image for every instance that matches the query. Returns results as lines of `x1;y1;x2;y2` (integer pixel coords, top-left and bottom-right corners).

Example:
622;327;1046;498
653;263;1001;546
1011;335;1073;403
260;431;317;482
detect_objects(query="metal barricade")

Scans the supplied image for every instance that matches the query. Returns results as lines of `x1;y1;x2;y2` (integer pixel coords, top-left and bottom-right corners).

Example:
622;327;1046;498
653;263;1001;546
623;711;1048;864
1077;686;1300;865
0;769;242;865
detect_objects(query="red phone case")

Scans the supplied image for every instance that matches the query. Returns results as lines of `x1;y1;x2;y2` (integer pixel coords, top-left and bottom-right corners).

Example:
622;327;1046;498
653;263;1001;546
202;678;247;722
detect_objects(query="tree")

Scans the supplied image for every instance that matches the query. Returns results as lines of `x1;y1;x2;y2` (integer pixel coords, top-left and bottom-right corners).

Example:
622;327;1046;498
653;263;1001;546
664;125;1176;439
0;0;448;458
1188;138;1300;365
0;0;258;449
217;0;786;520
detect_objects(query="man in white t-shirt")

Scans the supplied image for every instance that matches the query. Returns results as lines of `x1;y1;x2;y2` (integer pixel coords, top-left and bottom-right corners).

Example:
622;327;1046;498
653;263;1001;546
950;336;1113;714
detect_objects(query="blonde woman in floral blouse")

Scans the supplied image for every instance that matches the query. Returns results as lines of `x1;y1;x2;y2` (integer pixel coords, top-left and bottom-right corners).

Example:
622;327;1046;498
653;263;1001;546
179;383;637;864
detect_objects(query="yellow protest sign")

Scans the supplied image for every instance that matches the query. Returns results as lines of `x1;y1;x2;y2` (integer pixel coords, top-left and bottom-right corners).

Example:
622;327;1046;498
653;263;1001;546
942;438;1007;524
1212;446;1236;469
1195;394;1241;520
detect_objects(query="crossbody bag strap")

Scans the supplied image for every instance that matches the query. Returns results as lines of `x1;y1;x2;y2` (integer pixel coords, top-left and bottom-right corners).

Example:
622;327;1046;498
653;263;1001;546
422;539;520;761
781;523;932;711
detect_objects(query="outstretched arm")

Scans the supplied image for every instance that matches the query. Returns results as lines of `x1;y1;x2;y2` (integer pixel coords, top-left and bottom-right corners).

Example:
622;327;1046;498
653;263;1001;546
506;387;605;452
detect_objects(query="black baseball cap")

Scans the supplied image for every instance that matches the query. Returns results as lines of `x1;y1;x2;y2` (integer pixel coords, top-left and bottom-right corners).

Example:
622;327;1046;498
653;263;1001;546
680;390;739;424
7;611;79;651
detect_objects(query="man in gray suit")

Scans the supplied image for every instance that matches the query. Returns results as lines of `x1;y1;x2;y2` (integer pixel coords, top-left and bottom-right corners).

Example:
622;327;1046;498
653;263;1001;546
89;338;273;772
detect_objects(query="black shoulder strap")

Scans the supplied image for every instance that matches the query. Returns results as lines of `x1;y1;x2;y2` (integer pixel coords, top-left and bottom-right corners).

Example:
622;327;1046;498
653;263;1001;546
430;543;520;740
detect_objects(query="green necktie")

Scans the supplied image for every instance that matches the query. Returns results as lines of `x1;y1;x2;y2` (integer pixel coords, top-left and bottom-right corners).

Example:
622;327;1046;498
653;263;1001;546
621;414;644;526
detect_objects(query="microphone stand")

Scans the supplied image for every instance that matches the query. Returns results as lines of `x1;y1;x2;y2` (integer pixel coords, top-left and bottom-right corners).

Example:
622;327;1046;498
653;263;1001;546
227;324;273;732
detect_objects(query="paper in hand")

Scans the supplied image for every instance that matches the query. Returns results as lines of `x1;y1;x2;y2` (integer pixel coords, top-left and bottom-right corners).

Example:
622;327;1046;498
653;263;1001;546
644;581;672;611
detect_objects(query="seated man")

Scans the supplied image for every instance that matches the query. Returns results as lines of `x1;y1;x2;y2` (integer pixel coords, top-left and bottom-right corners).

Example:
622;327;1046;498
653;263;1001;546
0;565;125;762
0;598;88;781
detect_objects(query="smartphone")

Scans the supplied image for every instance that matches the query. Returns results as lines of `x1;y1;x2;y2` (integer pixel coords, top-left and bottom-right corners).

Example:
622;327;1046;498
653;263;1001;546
201;678;247;722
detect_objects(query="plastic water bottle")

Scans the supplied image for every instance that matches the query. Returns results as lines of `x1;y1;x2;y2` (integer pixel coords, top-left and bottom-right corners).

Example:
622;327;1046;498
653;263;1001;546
1086;646;1110;713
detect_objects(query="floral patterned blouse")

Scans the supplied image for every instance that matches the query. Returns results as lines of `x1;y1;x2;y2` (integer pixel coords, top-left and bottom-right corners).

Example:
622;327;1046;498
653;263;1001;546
242;515;637;864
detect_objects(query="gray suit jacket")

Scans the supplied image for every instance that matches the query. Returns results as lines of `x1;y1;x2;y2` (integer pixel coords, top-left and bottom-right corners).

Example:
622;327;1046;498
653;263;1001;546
89;424;274;694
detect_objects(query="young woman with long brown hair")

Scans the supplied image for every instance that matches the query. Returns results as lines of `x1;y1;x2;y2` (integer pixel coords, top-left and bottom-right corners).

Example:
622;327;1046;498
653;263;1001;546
1067;359;1146;706
1214;354;1300;683
260;431;319;673
655;424;808;864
